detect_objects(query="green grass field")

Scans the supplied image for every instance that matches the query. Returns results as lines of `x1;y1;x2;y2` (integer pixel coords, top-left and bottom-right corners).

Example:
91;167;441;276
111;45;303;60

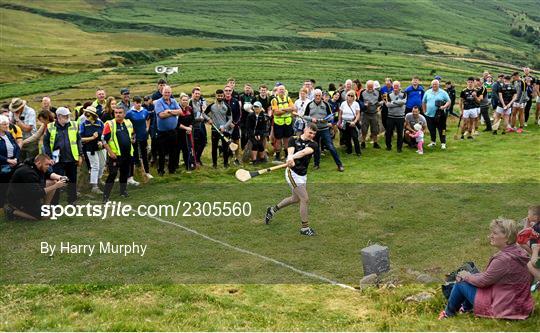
1;123;539;330
1;0;540;331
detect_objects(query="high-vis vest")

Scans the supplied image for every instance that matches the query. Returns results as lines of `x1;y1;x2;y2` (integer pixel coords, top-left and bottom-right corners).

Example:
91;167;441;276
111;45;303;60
47;121;79;160
106;119;134;156
273;95;293;126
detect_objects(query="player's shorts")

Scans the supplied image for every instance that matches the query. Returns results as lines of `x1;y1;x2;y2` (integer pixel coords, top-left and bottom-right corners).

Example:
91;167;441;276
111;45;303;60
513;102;525;109
462;108;479;119
496;106;512;115
249;138;264;152
231;126;240;140
273;124;294;139
285;167;306;190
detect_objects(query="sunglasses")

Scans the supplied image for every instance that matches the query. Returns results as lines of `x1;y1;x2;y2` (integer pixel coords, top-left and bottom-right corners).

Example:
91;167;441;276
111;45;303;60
347;94;355;97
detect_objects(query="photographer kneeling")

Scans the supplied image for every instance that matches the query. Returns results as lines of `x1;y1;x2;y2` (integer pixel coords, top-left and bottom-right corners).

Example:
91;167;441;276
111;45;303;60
439;218;534;320
5;154;67;220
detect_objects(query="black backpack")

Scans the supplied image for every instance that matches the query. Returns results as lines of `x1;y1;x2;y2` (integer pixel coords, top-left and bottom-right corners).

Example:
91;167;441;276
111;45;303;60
441;261;480;299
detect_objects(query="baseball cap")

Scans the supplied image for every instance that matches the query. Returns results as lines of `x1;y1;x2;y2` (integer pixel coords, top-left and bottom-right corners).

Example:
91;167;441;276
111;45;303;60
120;88;130;95
56;107;71;117
434;75;442;80
253;101;262;108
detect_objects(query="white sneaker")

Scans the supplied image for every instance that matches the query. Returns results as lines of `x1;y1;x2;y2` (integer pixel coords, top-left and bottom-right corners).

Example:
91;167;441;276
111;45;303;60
428;142;436;148
145;173;154;179
127;177;140;186
524;123;528;127
417;151;424;155
441;143;446;150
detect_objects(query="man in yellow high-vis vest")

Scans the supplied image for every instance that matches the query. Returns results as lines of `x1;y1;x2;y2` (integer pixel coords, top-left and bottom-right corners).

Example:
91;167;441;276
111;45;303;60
42;107;82;204
271;85;296;163
102;104;135;203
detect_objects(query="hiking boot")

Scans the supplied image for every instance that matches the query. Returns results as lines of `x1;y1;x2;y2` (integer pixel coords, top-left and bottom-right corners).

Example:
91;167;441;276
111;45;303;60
265;206;276;225
361;142;366;149
373;142;381;149
337;165;345;172
300;226;316;236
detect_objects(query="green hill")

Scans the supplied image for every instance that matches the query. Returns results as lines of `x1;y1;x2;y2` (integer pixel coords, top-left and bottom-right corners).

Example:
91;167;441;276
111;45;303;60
1;0;538;89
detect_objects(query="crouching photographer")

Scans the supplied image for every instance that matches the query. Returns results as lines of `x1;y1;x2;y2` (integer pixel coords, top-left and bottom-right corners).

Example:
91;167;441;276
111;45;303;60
5;154;68;220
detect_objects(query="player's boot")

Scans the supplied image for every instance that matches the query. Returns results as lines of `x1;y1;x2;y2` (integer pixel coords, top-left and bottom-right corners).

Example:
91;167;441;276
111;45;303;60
265;206;276;225
300;226;315;236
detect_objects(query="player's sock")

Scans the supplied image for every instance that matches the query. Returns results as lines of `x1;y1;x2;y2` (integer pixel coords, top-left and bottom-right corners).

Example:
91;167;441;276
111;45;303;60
301;221;309;228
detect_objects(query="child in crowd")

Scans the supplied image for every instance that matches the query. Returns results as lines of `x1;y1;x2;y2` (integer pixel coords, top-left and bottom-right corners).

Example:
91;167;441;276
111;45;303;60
409;123;424;154
516;205;540;291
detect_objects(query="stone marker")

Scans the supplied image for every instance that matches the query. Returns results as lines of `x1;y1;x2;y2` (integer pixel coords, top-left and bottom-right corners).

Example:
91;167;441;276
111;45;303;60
361;244;390;276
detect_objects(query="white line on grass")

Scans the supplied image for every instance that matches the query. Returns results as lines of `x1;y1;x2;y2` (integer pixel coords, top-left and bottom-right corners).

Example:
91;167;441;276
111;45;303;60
150;216;357;291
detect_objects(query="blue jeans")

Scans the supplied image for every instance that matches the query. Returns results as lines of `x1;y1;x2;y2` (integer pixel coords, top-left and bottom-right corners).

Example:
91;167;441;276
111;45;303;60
445;282;477;316
314;128;342;167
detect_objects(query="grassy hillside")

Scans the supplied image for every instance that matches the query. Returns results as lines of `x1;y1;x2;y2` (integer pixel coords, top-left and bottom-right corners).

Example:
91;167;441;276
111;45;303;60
1;0;539;87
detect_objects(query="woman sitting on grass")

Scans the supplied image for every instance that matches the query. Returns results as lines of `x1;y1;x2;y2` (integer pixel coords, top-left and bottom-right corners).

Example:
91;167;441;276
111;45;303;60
439;218;534;320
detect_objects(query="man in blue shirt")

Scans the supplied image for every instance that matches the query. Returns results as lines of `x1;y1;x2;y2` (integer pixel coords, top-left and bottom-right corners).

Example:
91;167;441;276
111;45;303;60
154;85;181;176
422;80;451;149
404;76;425;114
126;96;151;182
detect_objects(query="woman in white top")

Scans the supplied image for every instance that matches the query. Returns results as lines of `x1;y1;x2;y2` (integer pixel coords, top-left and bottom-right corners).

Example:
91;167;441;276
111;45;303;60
293;88;310;134
338;90;361;155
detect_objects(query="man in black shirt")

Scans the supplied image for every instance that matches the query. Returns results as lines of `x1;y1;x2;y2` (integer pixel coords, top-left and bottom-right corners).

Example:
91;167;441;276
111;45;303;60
493;75;517;135
264;123;318;236
474;78;492;132
459;77;481;139
6;154;67;220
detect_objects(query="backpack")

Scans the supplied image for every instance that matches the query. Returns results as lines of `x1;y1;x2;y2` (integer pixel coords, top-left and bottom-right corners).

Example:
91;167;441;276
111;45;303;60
441;261;480;299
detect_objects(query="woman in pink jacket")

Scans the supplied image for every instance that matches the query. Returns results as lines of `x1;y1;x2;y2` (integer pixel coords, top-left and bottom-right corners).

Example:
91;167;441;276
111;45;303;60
439;218;534;320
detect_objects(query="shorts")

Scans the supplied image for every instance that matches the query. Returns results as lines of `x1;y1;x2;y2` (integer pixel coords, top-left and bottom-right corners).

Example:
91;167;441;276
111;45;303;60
513;102;525;108
250;138;264;152
273;123;294;139
361;113;379;135
285;167;306;190
536;96;540;103
496;106;512;115
462;108;479;119
231;127;240;140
